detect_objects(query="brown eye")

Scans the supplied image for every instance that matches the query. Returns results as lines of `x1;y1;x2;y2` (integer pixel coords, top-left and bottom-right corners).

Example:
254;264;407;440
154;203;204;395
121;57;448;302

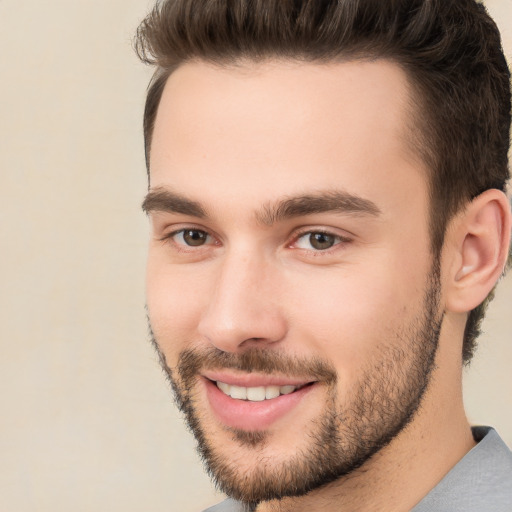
294;231;342;251
180;229;209;246
309;232;336;250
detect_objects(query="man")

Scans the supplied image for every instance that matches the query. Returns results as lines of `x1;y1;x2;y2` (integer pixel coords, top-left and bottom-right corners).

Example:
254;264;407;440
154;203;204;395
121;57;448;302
135;0;512;510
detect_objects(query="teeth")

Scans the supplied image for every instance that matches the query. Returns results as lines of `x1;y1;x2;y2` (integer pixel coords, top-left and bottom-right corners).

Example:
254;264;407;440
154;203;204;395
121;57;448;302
216;381;300;401
230;385;247;400
246;386;266;401
265;385;280;400
217;381;230;394
280;385;296;395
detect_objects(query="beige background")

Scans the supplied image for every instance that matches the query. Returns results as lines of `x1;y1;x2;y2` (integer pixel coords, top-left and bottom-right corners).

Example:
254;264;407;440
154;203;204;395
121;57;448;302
0;1;511;511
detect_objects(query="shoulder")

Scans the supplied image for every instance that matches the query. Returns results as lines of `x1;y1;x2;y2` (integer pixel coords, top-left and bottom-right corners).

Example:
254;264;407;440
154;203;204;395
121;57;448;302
202;498;244;512
413;426;512;512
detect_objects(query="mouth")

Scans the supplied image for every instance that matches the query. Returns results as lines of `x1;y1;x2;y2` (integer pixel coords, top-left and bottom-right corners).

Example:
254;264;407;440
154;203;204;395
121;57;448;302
201;373;318;431
215;380;311;401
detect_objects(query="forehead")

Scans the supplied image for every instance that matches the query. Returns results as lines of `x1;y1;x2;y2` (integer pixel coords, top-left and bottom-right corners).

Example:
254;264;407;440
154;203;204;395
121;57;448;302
150;59;427;218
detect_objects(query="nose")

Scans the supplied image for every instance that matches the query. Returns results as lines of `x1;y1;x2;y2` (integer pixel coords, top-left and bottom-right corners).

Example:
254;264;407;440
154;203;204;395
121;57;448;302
197;251;288;353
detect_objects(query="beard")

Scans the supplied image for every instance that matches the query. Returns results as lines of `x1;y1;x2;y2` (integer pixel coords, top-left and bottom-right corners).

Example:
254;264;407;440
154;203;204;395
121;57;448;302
149;264;443;506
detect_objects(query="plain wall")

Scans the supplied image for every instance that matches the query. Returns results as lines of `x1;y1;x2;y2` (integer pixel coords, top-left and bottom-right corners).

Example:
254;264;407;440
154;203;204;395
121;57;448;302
0;1;511;511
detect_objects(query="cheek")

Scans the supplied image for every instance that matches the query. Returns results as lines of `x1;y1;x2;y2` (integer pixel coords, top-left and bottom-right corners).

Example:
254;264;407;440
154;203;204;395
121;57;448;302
146;253;211;354
285;263;425;379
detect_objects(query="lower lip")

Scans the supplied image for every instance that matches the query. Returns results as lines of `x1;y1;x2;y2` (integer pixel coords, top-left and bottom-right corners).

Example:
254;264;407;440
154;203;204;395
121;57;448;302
203;378;317;431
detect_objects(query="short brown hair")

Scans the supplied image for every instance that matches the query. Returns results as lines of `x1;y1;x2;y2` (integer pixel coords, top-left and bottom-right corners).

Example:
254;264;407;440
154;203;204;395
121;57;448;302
134;0;511;363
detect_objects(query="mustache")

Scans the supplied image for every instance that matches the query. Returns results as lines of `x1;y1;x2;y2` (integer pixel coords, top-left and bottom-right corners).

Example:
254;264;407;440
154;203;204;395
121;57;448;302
175;346;338;385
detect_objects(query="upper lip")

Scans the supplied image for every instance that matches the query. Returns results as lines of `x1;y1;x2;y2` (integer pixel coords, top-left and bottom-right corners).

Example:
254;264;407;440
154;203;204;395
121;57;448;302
202;370;315;388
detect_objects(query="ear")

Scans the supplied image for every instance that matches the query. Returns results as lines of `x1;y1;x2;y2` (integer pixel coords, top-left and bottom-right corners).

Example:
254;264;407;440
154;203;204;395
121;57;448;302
445;189;511;313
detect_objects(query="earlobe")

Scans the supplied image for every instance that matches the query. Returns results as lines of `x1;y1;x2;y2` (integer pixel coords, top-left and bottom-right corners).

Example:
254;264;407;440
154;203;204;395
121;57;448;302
446;189;511;313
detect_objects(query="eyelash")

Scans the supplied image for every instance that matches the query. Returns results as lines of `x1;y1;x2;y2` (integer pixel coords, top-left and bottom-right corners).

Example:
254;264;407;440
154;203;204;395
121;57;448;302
160;227;352;254
160;228;216;253
291;229;352;253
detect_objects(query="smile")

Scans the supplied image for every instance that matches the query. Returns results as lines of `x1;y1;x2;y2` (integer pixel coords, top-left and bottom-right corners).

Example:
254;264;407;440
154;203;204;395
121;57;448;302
202;375;318;431
216;381;307;401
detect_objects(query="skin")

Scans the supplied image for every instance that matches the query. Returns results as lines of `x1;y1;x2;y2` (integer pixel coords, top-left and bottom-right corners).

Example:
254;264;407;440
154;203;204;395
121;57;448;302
144;60;510;511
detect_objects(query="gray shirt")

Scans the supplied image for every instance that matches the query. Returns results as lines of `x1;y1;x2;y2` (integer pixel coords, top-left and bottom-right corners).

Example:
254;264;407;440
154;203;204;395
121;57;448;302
203;427;512;511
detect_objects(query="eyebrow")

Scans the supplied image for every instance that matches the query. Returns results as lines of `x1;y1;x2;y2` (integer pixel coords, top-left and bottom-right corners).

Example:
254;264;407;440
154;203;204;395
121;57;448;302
142;187;381;224
142;188;207;218
257;190;381;225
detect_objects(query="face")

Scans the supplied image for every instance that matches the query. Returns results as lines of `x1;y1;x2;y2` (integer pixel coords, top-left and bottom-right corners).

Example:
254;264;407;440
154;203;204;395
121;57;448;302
145;60;443;504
